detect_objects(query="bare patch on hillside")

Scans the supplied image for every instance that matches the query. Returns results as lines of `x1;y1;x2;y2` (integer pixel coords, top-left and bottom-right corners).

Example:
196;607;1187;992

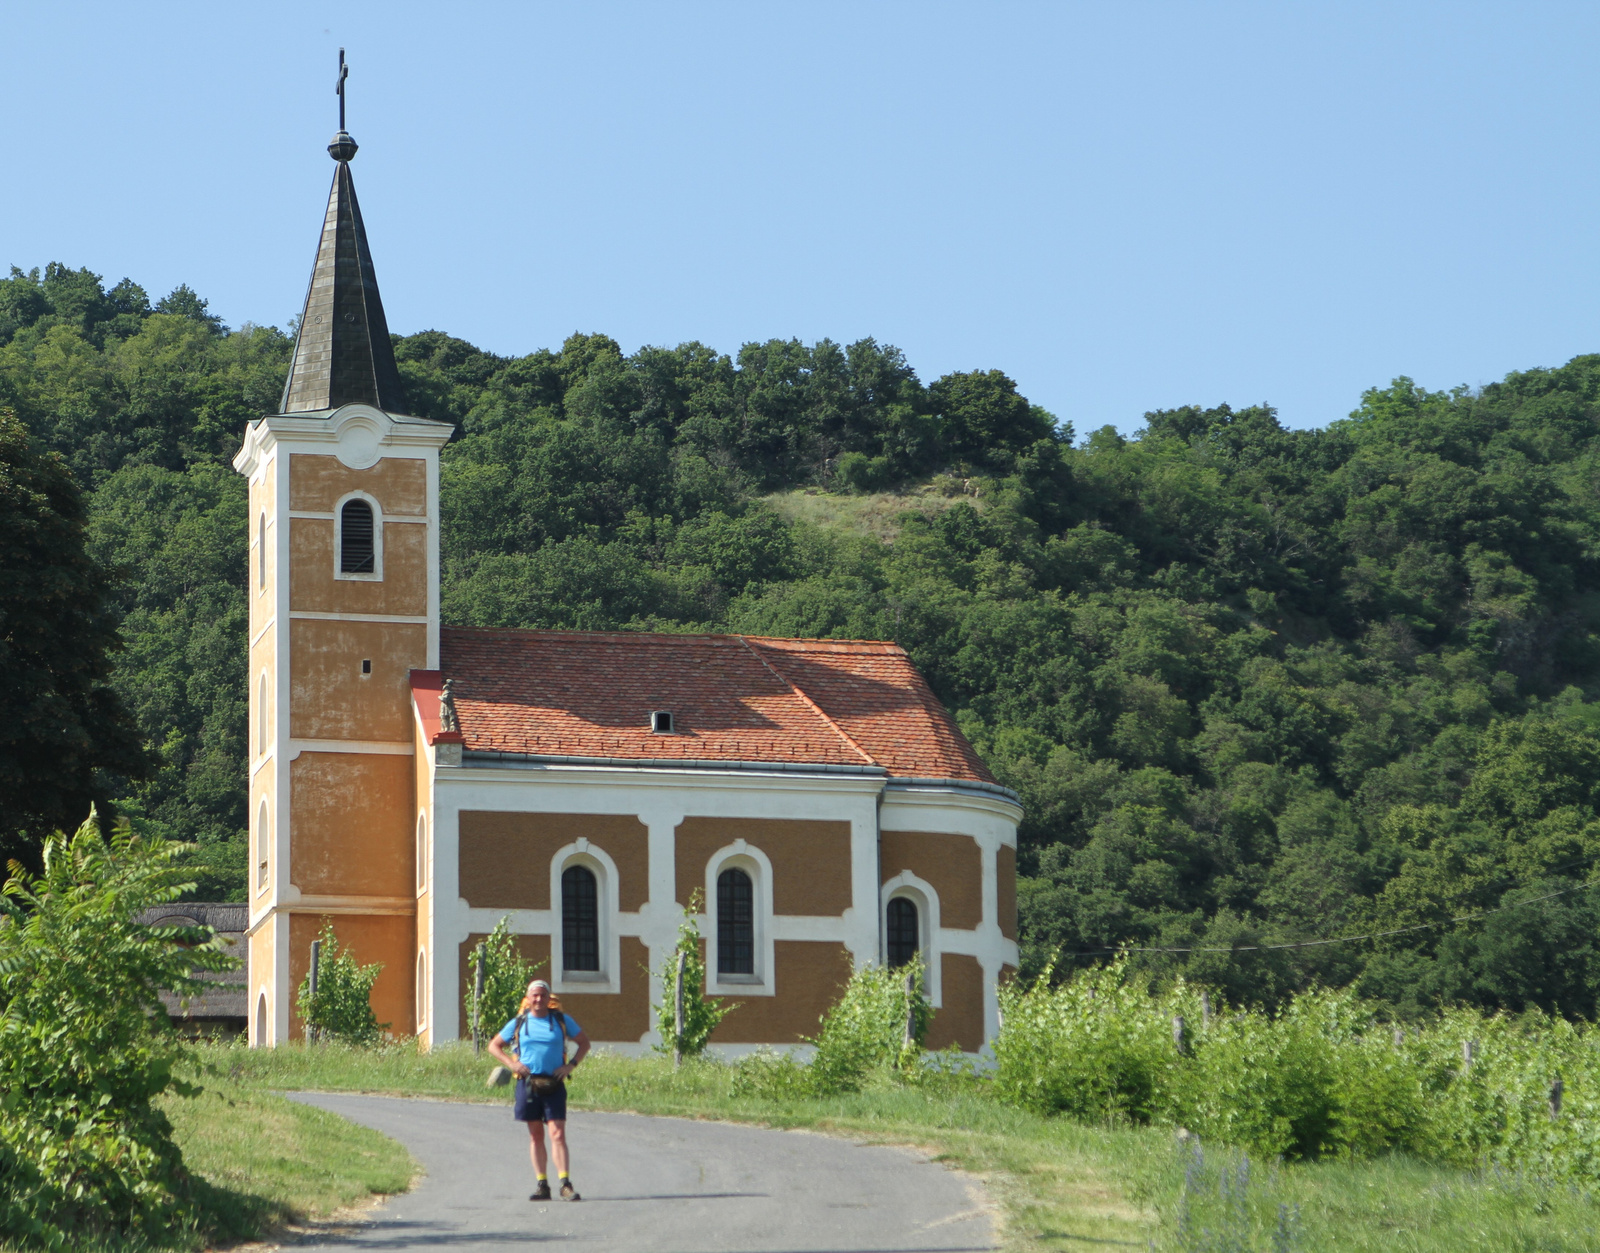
763;480;984;544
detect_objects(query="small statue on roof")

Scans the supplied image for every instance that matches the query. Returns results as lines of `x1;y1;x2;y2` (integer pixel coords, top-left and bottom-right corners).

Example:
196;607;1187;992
439;678;459;734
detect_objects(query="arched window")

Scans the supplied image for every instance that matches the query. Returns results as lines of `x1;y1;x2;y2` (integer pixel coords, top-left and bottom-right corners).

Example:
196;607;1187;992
255;991;267;1047
416;814;428;892
416;951;427;1030
717;867;755;975
256;800;269;890
258;511;267;590
887;896;919;967
339;499;375;573
562;865;599;972
258;672;268;755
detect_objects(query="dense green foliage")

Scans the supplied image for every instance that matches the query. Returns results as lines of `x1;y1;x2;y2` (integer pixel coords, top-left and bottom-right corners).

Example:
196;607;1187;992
8;259;1600;1018
0;810;233;1247
996;962;1600;1185
0;407;144;867
296;919;385;1046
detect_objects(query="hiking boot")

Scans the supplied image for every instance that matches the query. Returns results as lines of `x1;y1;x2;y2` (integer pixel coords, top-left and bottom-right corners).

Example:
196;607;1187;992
530;1181;552;1201
560;1179;581;1201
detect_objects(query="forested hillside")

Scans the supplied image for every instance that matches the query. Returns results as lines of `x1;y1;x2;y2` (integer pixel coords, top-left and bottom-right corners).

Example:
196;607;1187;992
6;260;1600;1021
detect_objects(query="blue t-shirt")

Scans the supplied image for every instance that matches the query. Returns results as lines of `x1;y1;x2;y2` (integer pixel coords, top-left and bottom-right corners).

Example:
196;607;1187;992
499;1012;579;1075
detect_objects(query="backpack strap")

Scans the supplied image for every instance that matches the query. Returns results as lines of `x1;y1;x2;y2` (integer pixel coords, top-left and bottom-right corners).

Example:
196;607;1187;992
515;1010;570;1068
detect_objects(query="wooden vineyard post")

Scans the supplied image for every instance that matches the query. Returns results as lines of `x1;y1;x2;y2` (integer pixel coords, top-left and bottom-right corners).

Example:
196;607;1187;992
306;938;321;1045
473;948;485;1056
674;949;686;1069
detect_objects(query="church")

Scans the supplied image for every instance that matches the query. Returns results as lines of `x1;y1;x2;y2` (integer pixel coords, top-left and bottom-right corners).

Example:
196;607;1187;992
234;121;1020;1054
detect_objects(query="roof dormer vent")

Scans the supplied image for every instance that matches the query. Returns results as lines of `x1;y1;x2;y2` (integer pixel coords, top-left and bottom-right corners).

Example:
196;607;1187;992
650;710;674;734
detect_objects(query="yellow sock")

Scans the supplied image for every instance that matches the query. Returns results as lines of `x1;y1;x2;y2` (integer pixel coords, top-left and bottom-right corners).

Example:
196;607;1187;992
558;1171;569;1180
537;1173;547;1182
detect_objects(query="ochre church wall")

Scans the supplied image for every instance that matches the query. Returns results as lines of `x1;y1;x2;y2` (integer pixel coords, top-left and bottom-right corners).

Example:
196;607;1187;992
924;952;984;1052
879;830;983;929
673;817;852;915
290;519;428;616
289;911;415;1041
289;752;415;896
288;453;427;513
997;844;1018;940
458;812;649;910
708;940;852;1043
289;619;427;741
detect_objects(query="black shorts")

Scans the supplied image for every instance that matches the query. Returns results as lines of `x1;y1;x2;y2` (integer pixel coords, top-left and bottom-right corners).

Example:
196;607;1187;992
513;1077;567;1123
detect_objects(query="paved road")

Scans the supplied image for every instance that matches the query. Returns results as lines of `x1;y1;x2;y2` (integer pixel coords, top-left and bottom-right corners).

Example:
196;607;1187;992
285;1092;994;1252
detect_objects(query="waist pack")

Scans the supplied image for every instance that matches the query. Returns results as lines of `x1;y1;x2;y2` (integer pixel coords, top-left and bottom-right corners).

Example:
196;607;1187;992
525;1072;562;1096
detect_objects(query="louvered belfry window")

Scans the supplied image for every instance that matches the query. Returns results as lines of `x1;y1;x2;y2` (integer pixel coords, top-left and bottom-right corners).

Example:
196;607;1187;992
562;865;600;972
887;897;919;967
717;867;755;974
340;499;375;573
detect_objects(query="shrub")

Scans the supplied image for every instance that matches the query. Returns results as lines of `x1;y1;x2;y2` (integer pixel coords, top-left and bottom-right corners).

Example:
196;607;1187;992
655;893;735;1058
835;451;893;493
993;960;1600;1183
734;956;929;1098
466;915;548;1039
994;960;1186;1122
296;920;386;1046
0;810;235;1247
807;955;929;1094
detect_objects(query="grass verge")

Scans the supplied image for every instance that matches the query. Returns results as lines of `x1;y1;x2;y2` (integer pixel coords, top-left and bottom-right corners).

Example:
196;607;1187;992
194;1040;1597;1251
153;1069;414;1249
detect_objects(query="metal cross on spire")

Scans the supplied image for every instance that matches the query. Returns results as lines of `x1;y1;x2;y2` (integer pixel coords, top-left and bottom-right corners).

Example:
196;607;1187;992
336;48;349;131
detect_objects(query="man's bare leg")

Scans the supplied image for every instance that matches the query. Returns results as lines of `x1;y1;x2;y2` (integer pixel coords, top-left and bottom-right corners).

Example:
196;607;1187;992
548;1121;569;1177
527;1121;548;1176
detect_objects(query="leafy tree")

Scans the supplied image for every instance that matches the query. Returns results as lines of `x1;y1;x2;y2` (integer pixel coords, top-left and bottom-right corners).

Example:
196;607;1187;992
467;914;548;1037
655;892;735;1058
296;920;386;1045
0;809;234;1245
0;409;145;867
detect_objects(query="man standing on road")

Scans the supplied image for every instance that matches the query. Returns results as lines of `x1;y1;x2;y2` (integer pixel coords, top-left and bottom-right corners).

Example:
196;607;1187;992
487;978;591;1201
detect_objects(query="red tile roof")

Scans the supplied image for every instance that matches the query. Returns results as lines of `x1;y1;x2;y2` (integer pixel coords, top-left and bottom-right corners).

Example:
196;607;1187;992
422;627;995;784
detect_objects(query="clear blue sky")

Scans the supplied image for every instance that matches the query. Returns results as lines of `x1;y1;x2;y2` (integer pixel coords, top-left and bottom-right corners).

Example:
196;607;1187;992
5;2;1598;435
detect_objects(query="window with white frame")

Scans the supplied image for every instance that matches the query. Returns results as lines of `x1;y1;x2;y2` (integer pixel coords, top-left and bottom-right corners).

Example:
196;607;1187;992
887;895;920;967
416;950;427;1030
415;813;427;892
334;494;383;580
717;866;755;975
258;672;268;755
255;991;267;1046
562;864;600;973
258;511;267;590
256;800;269;891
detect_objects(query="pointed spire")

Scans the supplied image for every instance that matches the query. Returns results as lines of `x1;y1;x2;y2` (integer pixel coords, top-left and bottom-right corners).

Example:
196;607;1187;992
280;127;405;414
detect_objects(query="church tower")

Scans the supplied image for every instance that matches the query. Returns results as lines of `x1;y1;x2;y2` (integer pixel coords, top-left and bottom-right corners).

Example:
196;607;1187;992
233;116;451;1045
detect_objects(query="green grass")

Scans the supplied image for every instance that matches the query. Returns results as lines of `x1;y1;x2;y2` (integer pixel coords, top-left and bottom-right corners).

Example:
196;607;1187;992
153;1066;415;1250
763;481;979;544
194;1040;1598;1251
